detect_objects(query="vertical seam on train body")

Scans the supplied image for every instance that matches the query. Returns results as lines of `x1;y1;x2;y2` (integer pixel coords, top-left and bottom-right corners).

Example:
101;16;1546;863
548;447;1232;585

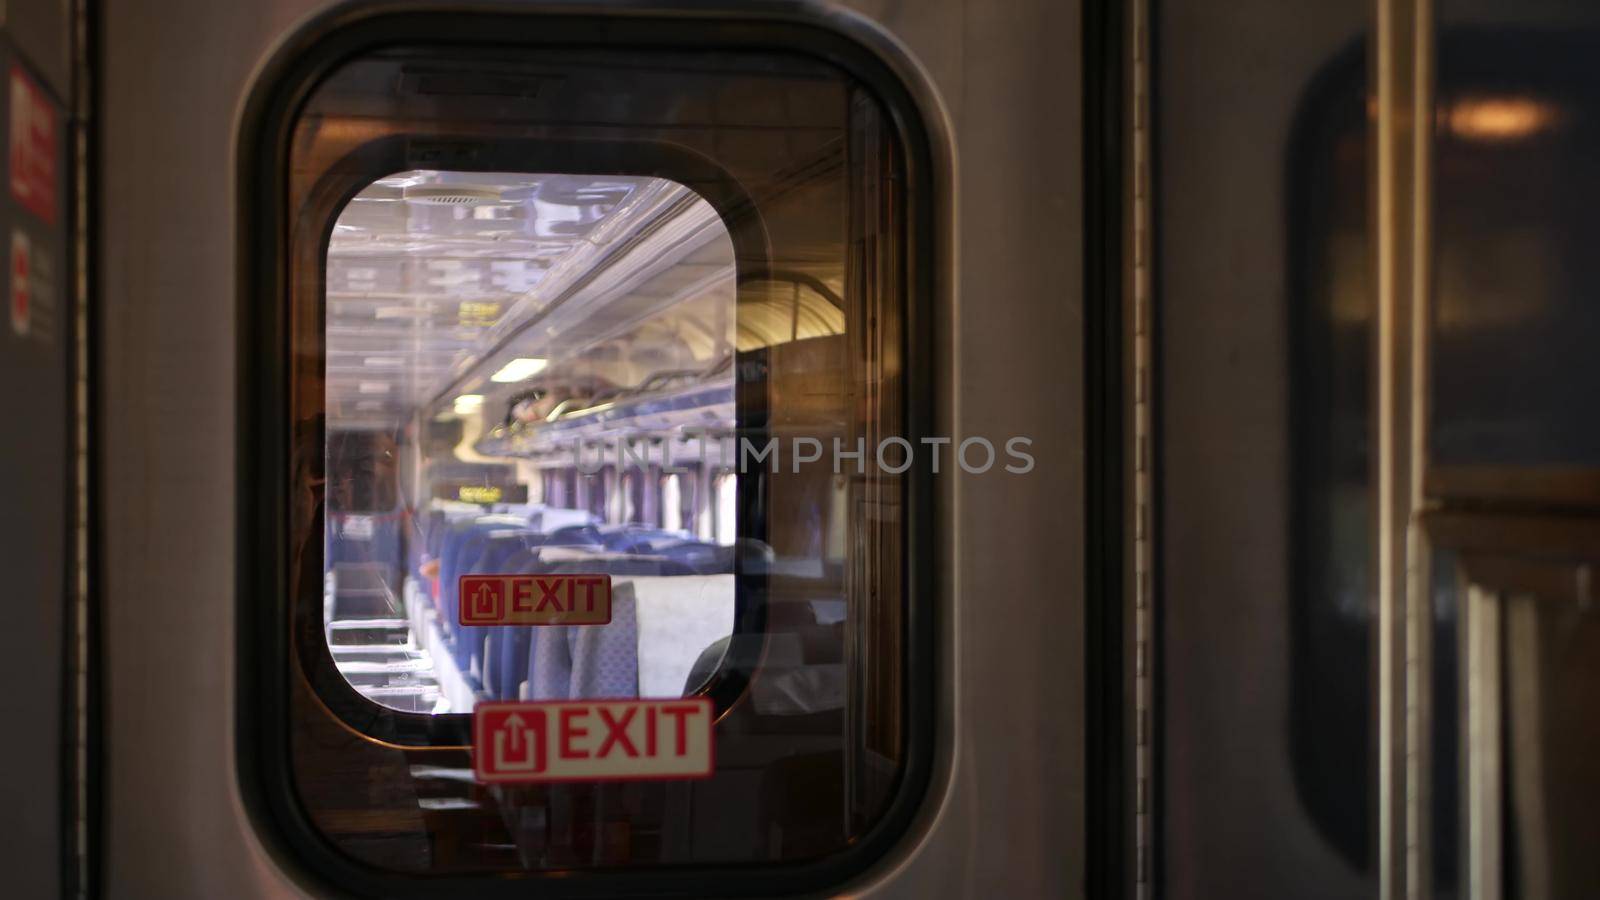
70;0;94;895
1374;1;1433;897
1405;5;1435;898
1129;0;1153;895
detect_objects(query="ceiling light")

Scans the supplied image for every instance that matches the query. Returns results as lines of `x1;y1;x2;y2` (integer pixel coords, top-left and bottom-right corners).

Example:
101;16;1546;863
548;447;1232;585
454;394;485;415
1445;96;1560;141
490;357;549;383
375;306;432;319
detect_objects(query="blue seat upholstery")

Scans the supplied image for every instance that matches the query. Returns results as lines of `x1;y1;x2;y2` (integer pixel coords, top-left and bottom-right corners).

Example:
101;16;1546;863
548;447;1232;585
415;509;449;580
653;540;731;574
545;524;604;546
600;527;677;552
481;544;624;700
436;516;526;655
482;546;544;700
525;556;694;701
434;521;480;625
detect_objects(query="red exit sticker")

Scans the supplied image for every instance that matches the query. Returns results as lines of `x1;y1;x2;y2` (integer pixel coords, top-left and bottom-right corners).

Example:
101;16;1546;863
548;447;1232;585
8;65;56;225
473;698;715;784
459;573;612;627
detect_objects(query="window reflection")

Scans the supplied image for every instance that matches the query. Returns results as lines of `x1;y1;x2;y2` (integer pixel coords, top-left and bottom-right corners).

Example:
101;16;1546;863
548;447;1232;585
1431;29;1600;470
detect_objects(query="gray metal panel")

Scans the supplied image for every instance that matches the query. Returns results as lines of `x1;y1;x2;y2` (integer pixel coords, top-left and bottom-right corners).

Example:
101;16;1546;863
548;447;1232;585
0;32;69;900
845;0;1084;894
1156;1;1371;896
1;0;70;99
100;1;1082;897
101;0;309;894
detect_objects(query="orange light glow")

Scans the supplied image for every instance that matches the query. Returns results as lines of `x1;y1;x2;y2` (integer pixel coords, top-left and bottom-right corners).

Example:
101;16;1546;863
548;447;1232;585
1444;96;1560;141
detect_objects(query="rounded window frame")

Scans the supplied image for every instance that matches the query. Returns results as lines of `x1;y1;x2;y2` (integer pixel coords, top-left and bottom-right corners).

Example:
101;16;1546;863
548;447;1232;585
237;7;940;899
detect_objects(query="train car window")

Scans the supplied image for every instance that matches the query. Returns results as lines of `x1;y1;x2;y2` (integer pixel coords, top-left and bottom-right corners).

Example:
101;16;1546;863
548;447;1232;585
1429;21;1600;494
1425;6;1600;893
242;12;931;893
321;171;739;715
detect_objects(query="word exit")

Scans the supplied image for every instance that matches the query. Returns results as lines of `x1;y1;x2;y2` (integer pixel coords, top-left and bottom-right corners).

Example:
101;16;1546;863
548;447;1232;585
473;698;715;783
458;573;612;627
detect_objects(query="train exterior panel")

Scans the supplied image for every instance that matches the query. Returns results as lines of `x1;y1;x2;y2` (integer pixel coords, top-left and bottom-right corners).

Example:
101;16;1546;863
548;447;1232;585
0;0;1589;896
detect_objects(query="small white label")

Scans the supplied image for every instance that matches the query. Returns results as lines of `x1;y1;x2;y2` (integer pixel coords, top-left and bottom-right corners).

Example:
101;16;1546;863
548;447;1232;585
9;229;27;336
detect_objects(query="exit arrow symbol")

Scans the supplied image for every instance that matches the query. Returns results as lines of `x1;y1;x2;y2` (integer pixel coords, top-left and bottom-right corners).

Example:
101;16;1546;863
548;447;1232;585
505;713;524;751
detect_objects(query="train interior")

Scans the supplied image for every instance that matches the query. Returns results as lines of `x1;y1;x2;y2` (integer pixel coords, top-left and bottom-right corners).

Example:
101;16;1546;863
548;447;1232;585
321;170;764;715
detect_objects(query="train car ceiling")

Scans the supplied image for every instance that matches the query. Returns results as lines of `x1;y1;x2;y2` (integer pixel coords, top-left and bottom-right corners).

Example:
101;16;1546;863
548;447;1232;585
326;169;738;441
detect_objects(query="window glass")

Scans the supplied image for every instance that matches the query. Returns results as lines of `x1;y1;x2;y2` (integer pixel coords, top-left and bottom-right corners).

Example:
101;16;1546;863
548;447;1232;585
278;31;919;880
1430;17;1600;472
326;430;399;513
322;171;738;716
1426;8;1600;893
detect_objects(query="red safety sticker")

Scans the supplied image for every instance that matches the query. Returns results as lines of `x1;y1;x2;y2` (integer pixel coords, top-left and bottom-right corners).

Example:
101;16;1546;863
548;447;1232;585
473;698;715;784
459;573;612;627
8;66;56;225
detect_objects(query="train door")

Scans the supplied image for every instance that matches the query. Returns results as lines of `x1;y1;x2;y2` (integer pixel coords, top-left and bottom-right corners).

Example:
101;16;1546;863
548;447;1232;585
80;0;1600;896
100;1;1082;898
1154;0;1600;897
